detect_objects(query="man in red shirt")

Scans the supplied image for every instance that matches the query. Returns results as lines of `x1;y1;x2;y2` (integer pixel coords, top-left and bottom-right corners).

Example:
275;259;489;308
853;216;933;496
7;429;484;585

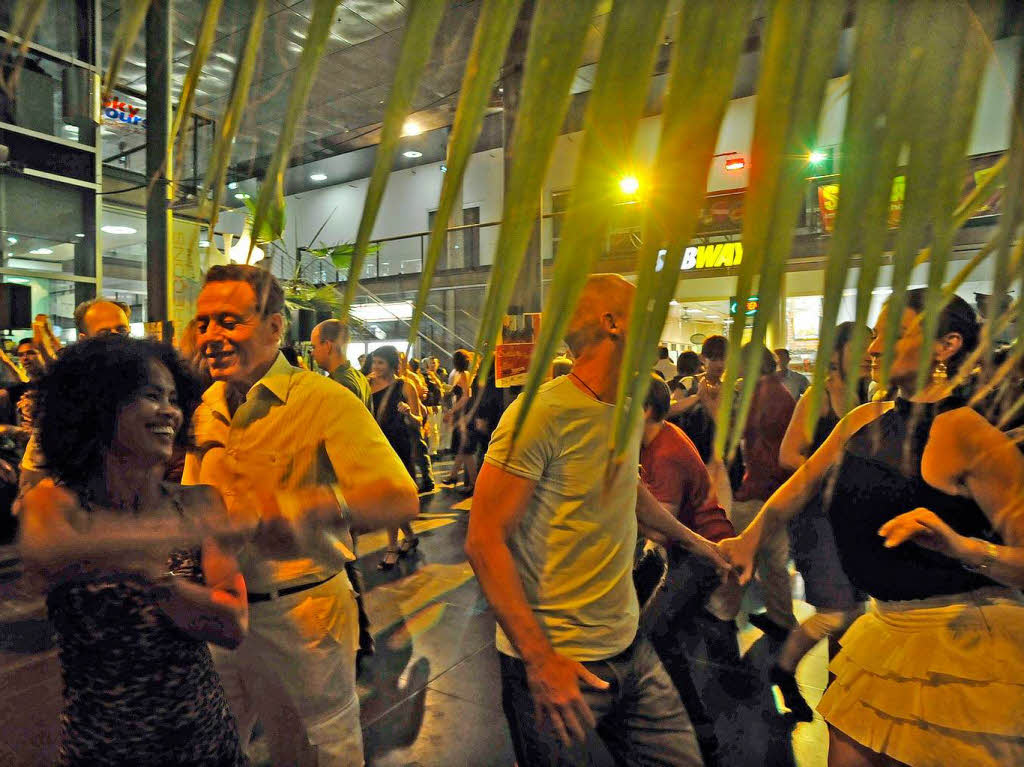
638;375;740;767
731;345;797;640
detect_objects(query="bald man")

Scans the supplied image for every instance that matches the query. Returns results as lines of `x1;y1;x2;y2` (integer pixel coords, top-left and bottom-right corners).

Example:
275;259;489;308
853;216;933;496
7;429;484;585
467;274;729;766
311;319;371;410
74;298;131;338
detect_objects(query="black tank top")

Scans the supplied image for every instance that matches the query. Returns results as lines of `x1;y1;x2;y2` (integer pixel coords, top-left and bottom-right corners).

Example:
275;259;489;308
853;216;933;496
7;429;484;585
828;397;1001;601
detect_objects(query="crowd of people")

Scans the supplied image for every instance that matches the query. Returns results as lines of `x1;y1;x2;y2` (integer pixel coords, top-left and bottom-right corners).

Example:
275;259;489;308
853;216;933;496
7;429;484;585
3;264;1022;766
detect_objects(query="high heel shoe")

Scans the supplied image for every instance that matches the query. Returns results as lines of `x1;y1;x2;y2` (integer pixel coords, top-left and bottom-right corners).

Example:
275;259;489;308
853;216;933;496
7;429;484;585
398;537;420;557
378;549;400;570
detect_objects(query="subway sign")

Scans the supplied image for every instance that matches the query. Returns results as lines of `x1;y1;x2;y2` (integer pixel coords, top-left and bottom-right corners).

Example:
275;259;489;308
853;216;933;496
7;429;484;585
680;242;743;271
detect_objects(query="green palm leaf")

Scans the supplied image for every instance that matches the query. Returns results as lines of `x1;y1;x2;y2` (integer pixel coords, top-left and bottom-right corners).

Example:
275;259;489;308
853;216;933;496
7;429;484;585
340;0;447;310
170;0;224;150
200;0;267;242
469;0;600;387
248;0;344;264
717;0;845;460
510;0;670;446
407;0;524;348
102;0;153;100
611;0;753;458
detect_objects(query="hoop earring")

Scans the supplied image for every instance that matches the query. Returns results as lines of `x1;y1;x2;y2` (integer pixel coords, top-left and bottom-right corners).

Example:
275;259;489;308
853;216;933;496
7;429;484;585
932;360;948;383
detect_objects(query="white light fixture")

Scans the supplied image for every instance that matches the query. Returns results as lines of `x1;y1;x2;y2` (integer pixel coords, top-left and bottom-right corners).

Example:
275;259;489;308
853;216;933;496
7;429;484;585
6;236;16;244
227;228;264;265
234;193;250;200
310;173;328;181
349;301;414;323
199;239;210;248
30;247;54;255
101;225;138;235
75;233;85;238
670;300;679;305
228;182;238;190
402;119;423;137
403;150;423;159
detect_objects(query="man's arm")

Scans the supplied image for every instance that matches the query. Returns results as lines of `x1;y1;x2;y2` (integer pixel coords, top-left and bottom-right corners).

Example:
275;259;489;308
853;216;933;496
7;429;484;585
465;461;608;745
636;480;731;578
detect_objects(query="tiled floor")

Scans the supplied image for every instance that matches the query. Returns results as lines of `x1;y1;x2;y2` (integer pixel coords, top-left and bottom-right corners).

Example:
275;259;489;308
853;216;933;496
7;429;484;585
0;480;830;766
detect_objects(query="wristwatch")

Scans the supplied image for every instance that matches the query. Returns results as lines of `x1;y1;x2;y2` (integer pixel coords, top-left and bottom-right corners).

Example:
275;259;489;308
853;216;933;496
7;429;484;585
964;538;998;574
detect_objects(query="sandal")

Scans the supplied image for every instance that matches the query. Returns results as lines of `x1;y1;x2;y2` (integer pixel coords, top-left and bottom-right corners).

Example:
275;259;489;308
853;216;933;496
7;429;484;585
398;537;420;557
378;549;400;570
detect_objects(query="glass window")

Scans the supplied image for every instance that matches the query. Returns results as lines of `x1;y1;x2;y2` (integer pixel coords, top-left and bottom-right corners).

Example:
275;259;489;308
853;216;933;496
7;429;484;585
0;173;94;276
0;274;91;343
100;208;147;323
0;0;93;62
0;53;95;144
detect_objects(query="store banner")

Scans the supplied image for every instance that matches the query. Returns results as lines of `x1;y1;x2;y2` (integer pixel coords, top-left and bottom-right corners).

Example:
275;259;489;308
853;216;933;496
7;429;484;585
495;312;542;388
697;191;745;235
816;152;1004;233
170;218;203;344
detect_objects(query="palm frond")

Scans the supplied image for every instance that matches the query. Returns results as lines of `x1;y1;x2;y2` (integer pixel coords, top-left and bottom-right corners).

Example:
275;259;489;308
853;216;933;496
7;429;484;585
470;0;600;388
340;0;448;312
407;0;524;348
102;0;153;100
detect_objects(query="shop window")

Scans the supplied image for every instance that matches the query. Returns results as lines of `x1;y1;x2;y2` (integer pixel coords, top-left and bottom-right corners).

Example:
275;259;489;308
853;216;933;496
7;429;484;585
0;275;90;342
100;208;147;323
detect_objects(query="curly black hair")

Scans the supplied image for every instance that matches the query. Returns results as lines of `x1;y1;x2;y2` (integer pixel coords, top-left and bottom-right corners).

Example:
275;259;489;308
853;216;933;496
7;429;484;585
37;336;202;491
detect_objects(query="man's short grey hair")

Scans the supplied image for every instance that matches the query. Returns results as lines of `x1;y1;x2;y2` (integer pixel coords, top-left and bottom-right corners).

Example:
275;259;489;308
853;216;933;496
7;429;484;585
315;318;350;346
74;298;131;335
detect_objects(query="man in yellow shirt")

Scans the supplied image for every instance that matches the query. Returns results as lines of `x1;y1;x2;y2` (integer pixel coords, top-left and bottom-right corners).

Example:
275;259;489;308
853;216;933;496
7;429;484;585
184;264;418;767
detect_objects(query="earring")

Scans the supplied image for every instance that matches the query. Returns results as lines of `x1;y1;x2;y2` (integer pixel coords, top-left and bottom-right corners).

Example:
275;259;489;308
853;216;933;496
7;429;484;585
932;360;948;383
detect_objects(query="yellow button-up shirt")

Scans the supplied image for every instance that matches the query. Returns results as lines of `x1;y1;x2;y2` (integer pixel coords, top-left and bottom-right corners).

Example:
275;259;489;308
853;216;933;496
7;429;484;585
183;352;407;592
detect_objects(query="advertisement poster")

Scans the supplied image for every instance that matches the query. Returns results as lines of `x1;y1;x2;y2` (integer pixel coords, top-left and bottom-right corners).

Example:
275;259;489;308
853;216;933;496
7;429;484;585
495;312;542;388
170;218;203;344
816;151;1003;233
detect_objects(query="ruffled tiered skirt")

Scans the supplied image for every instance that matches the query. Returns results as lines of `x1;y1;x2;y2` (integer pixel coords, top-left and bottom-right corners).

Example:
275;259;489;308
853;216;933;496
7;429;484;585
817;586;1024;766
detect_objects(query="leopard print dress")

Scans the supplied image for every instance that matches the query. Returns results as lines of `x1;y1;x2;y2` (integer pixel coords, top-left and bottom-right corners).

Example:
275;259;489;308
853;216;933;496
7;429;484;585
47;545;247;766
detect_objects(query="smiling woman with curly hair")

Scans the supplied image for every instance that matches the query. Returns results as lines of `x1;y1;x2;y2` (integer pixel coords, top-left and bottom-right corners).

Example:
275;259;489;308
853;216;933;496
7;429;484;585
19;335;251;766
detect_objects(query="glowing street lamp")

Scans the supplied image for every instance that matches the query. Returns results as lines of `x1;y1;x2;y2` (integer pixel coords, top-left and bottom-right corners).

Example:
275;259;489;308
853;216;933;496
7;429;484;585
619;175;640;196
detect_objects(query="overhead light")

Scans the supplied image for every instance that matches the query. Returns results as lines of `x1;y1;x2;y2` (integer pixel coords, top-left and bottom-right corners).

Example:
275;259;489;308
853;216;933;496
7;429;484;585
670;300;679;306
29;247;54;255
310;173;328;181
199;239;210;248
6;236;16;244
808;150;827;165
74;233;85;238
234;193;250;200
440;164;448;173
228;182;238;190
403;150;422;159
350;301;414;323
724;157;745;171
402;119;423;137
101;225;137;235
618;175;640;196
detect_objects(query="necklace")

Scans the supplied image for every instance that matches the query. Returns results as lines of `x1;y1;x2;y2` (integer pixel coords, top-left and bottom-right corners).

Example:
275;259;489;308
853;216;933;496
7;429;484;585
571;372;603;402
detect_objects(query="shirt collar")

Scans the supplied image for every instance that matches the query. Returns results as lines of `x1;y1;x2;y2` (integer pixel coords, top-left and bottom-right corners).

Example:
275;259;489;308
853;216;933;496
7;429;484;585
201;352;295;419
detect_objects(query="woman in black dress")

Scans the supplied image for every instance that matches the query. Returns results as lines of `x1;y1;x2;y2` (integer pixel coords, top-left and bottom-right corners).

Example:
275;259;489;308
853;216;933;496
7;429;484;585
723;292;1024;767
369;345;421;569
18;336;249;766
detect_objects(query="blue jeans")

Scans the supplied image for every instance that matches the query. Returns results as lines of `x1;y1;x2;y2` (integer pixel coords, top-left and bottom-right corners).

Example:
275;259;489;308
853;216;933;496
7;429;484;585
499;635;703;766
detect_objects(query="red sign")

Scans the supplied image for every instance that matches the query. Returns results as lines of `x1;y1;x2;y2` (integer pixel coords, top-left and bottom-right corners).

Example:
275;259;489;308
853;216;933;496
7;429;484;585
496;313;542;388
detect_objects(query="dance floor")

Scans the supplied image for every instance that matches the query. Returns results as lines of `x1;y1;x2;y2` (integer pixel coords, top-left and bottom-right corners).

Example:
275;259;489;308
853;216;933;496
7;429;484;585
0;471;830;766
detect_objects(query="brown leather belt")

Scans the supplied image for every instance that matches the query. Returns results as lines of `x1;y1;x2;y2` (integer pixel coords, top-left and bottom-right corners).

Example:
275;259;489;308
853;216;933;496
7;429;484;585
247;571;340;603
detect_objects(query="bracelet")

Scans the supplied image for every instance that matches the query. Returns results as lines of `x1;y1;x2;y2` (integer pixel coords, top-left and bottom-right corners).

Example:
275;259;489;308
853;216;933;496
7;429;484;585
964;538;999;574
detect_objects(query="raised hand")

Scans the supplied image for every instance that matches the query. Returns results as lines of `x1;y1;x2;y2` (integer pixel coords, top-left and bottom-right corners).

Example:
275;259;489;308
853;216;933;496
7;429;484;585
878;507;968;560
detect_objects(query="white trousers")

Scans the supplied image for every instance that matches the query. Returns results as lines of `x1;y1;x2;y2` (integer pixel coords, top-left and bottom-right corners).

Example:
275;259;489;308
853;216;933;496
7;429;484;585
212;572;364;767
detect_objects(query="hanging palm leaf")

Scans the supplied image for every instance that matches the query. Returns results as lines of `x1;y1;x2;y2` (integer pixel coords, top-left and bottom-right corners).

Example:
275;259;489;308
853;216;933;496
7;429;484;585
247;0;345;264
508;0;670;445
610;0;754;458
469;0;600;388
717;0;845;461
407;0;524;348
911;0;997;397
201;0;267;242
102;0;153;101
340;0;447;309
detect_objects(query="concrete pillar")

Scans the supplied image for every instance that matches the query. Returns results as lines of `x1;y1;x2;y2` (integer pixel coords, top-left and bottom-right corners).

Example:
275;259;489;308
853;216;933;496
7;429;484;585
145;0;172;323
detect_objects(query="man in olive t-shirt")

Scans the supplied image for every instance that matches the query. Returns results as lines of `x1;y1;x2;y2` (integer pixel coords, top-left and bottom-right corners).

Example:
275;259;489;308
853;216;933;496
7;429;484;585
467;274;731;766
311;319;372;410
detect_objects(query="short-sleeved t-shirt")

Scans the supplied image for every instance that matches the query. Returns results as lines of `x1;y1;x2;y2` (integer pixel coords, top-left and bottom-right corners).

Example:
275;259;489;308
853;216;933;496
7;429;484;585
330;361;372;411
640;421;734;543
484;376;641;662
